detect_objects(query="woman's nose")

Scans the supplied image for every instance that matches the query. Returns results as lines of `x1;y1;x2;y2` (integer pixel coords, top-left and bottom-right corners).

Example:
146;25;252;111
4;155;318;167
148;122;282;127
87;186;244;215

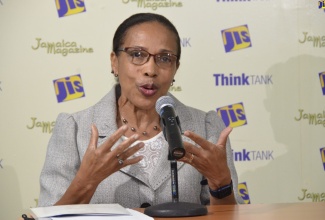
143;56;158;77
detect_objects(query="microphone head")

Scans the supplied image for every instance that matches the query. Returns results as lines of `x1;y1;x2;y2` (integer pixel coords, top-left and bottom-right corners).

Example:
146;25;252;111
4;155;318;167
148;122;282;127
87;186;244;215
155;96;175;116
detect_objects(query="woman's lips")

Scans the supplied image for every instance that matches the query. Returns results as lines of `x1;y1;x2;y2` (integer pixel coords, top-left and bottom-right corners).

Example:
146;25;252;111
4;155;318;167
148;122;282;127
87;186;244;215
138;84;158;97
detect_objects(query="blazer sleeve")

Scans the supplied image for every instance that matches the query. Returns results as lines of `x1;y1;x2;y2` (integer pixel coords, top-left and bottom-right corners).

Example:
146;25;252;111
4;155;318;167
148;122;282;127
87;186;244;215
38;113;81;207
205;110;244;204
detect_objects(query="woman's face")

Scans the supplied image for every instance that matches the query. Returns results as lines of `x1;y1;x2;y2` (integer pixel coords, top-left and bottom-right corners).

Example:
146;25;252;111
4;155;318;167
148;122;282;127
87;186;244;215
111;21;179;110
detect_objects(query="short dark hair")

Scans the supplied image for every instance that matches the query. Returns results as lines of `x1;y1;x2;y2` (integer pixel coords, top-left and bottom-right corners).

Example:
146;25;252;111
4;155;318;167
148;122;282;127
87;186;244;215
112;13;181;63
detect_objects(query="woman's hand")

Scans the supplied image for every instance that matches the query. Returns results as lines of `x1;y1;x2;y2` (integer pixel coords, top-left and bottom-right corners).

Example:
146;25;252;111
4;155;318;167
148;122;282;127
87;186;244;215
55;124;144;205
178;127;232;190
77;124;144;186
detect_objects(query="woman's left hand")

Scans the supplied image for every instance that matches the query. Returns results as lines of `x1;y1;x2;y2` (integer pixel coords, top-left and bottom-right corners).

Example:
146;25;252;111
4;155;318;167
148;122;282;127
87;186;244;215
178;127;232;190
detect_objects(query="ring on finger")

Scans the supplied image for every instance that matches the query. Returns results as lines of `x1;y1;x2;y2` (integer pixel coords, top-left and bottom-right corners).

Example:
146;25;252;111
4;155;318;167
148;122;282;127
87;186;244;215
116;154;124;165
188;153;194;164
117;157;124;165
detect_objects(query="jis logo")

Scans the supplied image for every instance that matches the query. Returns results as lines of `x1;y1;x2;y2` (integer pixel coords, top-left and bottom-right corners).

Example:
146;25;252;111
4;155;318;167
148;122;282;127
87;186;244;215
319;72;325;95
53;74;85;103
216;102;247;128
55;0;86;17
320;147;325;171
238;182;250;204
221;25;252;53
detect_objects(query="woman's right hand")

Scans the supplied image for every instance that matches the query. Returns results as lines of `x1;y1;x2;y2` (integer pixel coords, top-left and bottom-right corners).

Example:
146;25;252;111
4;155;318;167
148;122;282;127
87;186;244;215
54;124;144;205
77;124;144;186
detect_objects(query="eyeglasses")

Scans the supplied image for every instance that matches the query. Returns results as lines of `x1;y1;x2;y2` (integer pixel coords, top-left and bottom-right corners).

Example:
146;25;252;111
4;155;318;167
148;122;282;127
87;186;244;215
117;47;178;68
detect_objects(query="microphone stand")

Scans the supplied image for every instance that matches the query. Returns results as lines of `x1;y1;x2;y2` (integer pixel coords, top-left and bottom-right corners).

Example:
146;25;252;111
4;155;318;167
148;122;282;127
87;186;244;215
144;153;208;217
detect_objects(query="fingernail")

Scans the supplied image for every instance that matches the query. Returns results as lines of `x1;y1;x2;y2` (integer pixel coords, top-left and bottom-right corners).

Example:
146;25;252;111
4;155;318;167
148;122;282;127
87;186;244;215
91;124;96;133
122;125;128;130
133;134;139;139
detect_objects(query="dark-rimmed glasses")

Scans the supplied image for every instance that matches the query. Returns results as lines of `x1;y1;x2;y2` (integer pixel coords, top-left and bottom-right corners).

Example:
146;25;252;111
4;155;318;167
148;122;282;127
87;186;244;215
117;47;178;68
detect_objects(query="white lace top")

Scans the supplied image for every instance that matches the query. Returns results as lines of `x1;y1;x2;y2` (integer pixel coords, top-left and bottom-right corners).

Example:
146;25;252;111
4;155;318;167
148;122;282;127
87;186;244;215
122;132;167;179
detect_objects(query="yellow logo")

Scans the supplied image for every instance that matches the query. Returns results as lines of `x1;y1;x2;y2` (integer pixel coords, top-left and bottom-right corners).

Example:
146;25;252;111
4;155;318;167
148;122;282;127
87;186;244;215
56;0;86;17
121;0;183;10
238;182;250;204
53;74;85;103
217;102;247;128
31;38;93;56
221;25;251;53
321;147;325;170
27;117;56;134
298;189;325;202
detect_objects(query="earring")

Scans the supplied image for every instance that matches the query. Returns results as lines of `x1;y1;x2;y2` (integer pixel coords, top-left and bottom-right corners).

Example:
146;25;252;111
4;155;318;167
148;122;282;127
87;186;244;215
171;79;175;86
111;70;118;77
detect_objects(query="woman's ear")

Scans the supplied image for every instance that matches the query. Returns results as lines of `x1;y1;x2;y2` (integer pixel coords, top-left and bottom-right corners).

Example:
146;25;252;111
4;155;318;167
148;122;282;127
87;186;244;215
176;61;180;71
173;61;180;79
110;52;118;73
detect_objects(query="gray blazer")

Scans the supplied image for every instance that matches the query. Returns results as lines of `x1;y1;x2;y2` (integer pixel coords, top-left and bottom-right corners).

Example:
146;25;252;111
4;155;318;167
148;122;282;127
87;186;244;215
38;85;243;207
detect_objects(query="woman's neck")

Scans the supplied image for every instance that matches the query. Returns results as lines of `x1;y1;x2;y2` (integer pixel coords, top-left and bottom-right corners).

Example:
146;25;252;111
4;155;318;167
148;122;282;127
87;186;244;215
117;96;161;140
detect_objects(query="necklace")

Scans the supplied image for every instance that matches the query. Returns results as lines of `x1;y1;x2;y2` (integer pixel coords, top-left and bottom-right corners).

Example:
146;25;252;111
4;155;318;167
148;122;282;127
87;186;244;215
121;117;159;136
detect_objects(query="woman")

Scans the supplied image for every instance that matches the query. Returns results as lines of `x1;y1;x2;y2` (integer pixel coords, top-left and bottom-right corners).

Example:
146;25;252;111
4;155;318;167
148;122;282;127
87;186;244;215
38;13;243;208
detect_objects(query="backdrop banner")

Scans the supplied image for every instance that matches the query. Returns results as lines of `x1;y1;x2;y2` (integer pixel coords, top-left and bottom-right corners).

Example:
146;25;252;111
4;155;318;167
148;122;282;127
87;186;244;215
0;0;324;219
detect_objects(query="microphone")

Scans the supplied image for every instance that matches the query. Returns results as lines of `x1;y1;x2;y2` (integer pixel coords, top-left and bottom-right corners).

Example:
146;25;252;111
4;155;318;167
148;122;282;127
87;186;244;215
140;203;151;208
155;96;185;160
145;96;207;217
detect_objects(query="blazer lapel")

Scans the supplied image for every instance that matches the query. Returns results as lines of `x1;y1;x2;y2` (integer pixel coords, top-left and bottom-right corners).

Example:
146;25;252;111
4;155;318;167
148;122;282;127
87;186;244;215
89;88;196;189
92;86;118;140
